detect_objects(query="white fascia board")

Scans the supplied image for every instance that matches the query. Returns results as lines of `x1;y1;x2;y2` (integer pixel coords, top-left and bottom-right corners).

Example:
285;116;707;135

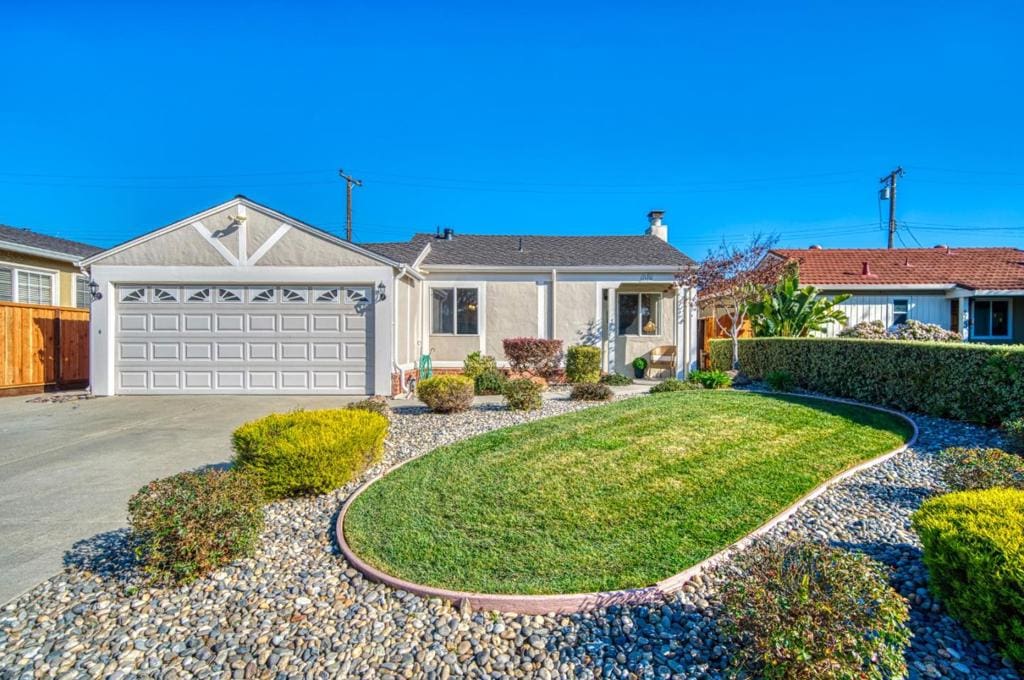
411;243;431;269
423;264;688;273
970;289;1024;297
88;264;395;284
0;239;85;264
82;195;405;271
814;283;956;292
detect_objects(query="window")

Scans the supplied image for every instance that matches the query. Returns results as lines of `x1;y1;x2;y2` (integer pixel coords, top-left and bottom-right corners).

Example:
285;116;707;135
617;292;660;336
75;276;90;308
281;288;308;303
893;299;909;326
431;287;479;335
14;270;54;305
0;267;13;302
119;287;146;303
973;299;1011;339
152;288;179;303
217;288;242;303
186;287;211;303
249;287;275;303
314;287;340;303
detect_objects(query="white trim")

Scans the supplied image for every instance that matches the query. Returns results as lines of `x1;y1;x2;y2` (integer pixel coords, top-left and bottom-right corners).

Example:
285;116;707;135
412;243;432;269
815;283;955;292
191;221;240;266
237;204;248;265
969;289;1024;297
88;264;395;284
81;196;404;269
0;260;59;305
0;240;88;264
247;223;291;265
615;291;662;337
970;297;1013;340
424;264;687;274
71;273;91;309
427;282;483;337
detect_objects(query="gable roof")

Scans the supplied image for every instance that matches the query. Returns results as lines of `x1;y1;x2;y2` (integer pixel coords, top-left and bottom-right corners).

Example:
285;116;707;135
0;224;101;262
772;247;1024;290
360;233;694;269
83;195;403;269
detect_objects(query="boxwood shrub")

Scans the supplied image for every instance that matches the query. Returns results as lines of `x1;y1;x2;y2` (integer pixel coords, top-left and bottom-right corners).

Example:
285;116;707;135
416;375;475;413
912;488;1024;663
721;539;911;679
232;409;388;499
569;382;613;401
503;377;543;411
940;447;1024;492
128;469;264;584
565;345;602;383
710;337;1024;424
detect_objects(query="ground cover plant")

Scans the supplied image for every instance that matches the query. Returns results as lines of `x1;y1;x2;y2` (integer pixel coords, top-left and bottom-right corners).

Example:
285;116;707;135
940;447;1024;491
128;469;265;584
600;372;633;386
345;391;910;594
233;409;388;499
721;539;911;679
688;369;732;389
649;377;701;393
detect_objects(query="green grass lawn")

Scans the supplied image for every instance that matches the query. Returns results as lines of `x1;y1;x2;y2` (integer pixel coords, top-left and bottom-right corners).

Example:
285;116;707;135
344;391;912;595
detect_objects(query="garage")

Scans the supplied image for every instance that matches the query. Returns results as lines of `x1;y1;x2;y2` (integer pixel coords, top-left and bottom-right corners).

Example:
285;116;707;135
84;197;401;397
114;284;373;394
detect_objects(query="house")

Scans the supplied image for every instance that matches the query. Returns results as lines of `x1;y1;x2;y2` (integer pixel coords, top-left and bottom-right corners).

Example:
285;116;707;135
0;225;101;308
81;196;698;396
770;246;1024;343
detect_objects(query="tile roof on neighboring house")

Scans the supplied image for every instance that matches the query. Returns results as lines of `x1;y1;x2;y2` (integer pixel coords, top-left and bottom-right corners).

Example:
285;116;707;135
0;224;102;261
772;247;1024;290
360;233;694;268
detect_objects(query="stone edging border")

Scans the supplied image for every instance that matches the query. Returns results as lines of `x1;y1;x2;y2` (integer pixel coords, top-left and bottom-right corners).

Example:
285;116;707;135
335;392;920;615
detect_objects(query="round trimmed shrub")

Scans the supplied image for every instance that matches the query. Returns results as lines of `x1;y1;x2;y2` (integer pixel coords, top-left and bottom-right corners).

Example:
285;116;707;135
569;382;613;401
128;469;264;584
600;372;633;386
463;351;497;380
721;539;911;679
474;368;507;395
232;409;388;499
764;369;795;392
417;375;475;413
650;378;701;393
940;447;1024;492
503;377;542;411
912;489;1024;663
565;345;602;384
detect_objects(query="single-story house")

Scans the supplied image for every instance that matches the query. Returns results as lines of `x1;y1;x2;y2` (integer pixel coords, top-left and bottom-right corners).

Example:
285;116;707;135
769;246;1024;343
82;196;698;396
1;225;101;308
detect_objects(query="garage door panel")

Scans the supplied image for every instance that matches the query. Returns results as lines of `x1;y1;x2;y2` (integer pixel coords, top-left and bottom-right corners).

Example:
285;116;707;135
115;284;372;394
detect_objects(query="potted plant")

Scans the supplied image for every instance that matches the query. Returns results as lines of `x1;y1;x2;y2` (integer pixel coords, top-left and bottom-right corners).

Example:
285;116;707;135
632;357;648;379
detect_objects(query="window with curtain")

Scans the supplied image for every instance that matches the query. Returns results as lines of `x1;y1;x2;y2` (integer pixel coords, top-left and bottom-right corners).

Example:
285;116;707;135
974;299;1010;338
431;287;479;334
16;270;53;305
617;293;660;336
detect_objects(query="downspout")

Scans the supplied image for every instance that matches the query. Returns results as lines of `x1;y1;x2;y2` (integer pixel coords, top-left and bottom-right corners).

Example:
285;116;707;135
391;268;404;395
550;268;557;340
682;285;692;378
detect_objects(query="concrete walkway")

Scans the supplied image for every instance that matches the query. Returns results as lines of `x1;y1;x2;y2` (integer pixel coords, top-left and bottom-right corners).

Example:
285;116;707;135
0;393;360;605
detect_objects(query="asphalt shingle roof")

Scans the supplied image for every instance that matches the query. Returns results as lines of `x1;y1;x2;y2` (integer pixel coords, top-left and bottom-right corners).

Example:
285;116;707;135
360;233;693;268
0;224;102;259
773;247;1024;290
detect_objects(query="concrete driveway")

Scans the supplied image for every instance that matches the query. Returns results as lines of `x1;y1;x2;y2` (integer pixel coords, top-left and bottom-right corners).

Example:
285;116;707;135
0;393;361;605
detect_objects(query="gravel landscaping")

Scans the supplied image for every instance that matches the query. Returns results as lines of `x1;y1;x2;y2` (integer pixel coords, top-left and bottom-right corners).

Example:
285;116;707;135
1;393;1021;679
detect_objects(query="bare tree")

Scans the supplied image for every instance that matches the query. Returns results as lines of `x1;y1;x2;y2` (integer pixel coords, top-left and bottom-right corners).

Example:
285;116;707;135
678;234;784;370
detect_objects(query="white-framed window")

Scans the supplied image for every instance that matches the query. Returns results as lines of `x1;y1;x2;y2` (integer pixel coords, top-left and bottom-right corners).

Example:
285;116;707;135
431;287;479;335
281;287;308;303
119;286;147;303
973;299;1011;339
617;292;660;336
249;287;276;303
0;263;57;305
314;287;341;303
75;276;91;308
217;287;243;303
152;287;179;303
185;287;211;303
892;299;909;326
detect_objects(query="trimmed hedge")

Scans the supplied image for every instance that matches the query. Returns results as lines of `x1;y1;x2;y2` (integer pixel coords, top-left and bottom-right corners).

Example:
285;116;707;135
417;375;475;413
128;469;264;583
233;409;388;499
565;345;602;384
710;337;1024;424
912;489;1024;663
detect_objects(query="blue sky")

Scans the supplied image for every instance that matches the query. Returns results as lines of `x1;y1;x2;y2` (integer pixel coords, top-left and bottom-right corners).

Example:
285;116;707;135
2;1;1022;258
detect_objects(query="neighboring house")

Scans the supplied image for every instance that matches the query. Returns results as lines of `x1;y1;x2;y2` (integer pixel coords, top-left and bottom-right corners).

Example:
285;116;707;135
770;246;1024;343
82;196;697;396
0;225;101;308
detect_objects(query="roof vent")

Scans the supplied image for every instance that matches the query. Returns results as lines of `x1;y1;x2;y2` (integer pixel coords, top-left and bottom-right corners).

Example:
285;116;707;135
934;244;947;249
517;237;524;253
809;244;823;250
903;256;913;267
861;261;876;277
441;227;455;240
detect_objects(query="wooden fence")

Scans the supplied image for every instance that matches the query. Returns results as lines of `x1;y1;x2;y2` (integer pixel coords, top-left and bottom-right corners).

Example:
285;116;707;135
698;314;752;369
0;302;89;393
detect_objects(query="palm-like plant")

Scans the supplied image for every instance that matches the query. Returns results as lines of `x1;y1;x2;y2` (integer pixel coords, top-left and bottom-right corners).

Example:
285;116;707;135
745;268;851;337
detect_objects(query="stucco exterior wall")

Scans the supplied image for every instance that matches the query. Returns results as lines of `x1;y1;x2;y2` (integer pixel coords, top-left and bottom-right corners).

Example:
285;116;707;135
485;281;539;359
555;281;601;348
99;226;227;266
429;334;480;362
256;228;381;267
396;276;421;365
0;248;82;307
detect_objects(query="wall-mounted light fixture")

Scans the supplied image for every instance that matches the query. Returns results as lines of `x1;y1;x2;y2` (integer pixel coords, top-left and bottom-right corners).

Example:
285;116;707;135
376;281;387;302
88;279;103;301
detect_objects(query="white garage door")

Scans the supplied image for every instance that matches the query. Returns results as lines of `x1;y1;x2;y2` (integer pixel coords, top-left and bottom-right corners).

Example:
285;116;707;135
114;284;373;394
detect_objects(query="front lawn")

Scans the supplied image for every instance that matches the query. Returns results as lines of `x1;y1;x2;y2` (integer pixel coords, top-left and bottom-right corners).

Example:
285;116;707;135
344;391;911;594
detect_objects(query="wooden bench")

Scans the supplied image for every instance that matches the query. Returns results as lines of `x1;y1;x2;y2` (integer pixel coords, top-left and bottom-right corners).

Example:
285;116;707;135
647;345;677;377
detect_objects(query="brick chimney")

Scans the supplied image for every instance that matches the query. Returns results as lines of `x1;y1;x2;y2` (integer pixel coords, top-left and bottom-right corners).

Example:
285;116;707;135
646;210;668;241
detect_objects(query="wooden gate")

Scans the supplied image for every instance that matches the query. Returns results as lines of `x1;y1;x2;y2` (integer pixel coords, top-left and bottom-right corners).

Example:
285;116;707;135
0;302;89;393
698;314;752;369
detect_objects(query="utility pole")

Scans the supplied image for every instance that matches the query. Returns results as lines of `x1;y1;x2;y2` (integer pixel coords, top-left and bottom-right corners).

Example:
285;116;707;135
879;166;905;249
338;169;363;241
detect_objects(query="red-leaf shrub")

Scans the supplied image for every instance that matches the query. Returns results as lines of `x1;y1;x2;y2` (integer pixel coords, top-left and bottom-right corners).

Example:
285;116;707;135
502;337;563;378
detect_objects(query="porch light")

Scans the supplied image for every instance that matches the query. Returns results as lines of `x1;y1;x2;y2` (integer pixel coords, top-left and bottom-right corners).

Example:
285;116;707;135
376;281;387;302
88;279;102;301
